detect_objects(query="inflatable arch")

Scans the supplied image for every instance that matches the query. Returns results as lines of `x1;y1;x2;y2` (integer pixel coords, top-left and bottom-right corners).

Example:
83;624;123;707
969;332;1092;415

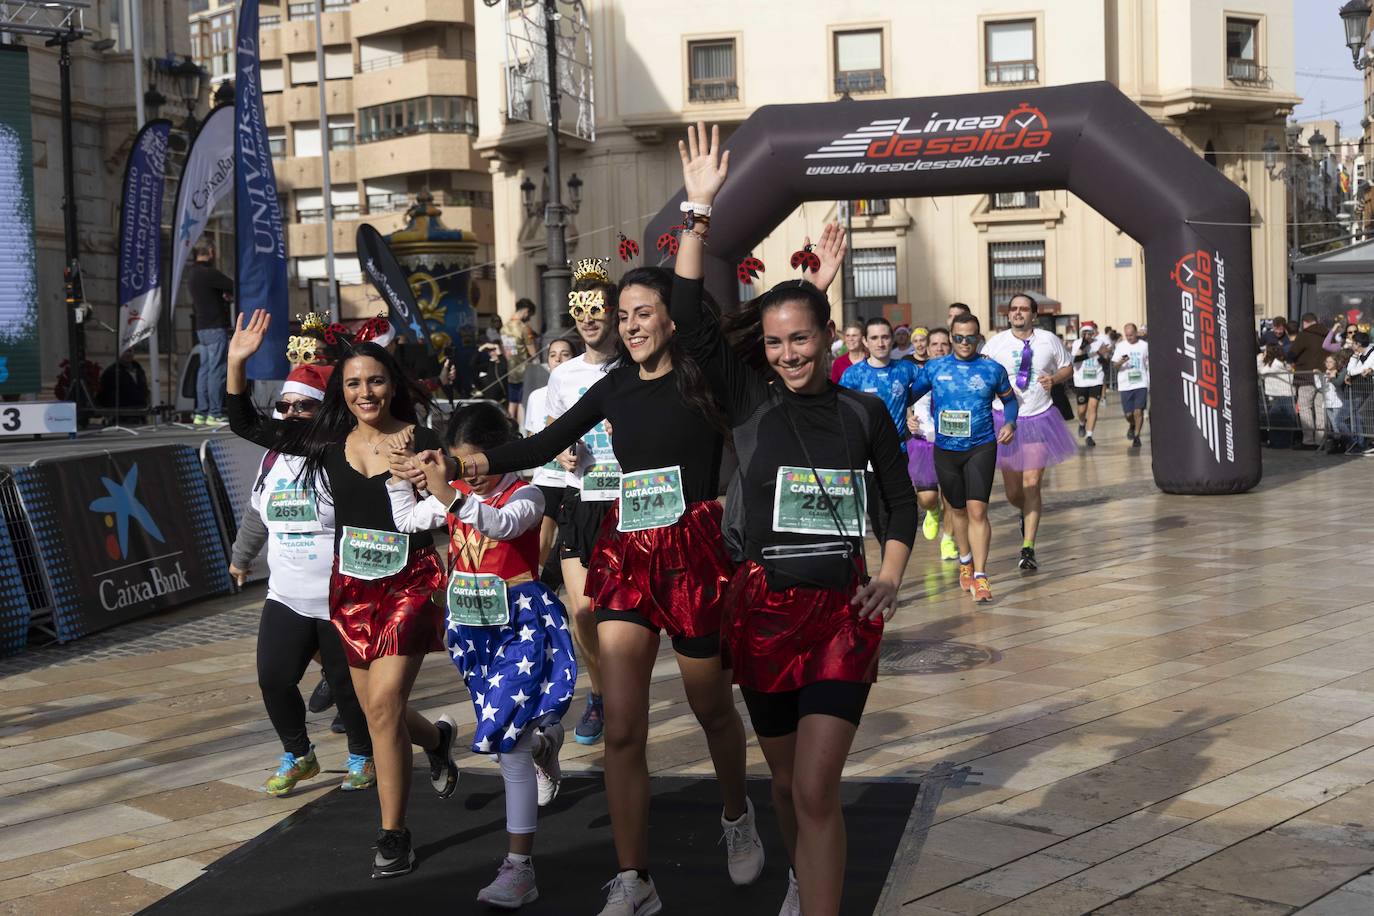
644;81;1260;495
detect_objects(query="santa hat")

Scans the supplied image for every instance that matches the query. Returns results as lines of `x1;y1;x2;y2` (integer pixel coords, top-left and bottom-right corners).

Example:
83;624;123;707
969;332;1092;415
282;364;332;401
1081;321;1098;332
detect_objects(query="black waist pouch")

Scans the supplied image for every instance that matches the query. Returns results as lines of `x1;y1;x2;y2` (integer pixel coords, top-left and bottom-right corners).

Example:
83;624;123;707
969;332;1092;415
759;540;857;592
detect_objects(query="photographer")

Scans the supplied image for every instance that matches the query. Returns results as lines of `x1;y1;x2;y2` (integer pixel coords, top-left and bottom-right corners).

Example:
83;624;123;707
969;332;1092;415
471;339;509;405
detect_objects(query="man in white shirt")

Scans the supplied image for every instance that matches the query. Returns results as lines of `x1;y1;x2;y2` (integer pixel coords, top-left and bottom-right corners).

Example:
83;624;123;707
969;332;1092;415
981;293;1075;570
1069;322;1111;447
1112;323;1149;448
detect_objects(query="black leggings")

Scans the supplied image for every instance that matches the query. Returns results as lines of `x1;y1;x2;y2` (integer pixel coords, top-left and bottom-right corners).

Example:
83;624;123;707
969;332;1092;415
741;681;872;738
934;441;998;509
256;599;371;758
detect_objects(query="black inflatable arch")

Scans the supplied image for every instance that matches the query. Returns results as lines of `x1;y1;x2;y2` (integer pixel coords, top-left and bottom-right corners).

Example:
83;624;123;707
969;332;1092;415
645;81;1260;495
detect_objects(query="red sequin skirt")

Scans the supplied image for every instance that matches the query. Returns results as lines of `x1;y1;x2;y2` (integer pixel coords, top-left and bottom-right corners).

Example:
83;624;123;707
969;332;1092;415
585;500;735;640
329;547;445;667
721;560;883;693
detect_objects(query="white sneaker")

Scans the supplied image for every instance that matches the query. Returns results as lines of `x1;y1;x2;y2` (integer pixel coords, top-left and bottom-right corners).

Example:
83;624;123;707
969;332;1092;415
532;720;564;807
597;869;662;916
778;868;801;916
476;856;539;909
720;797;765;885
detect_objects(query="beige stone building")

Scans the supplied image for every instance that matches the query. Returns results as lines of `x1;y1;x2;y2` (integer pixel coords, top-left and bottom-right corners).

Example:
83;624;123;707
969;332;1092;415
476;0;1298;334
189;0;494;319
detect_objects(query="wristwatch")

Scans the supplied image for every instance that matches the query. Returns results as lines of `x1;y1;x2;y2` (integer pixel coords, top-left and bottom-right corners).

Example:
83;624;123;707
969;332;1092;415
679;201;713;217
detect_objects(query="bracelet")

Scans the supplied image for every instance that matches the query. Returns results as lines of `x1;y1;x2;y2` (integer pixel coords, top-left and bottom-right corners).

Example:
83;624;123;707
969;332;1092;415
679;200;713;217
682;228;709;247
453;455;467;479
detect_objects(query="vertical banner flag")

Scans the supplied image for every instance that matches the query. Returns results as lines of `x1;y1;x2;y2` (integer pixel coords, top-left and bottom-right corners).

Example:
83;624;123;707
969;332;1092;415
356;223;434;354
0;45;40;395
235;0;290;379
117;119;173;352
168;105;235;330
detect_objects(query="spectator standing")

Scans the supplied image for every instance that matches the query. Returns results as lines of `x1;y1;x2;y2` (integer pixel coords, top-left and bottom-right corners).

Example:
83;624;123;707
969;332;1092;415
502;298;540;422
1343;330;1374;453
1257;344;1297;449
188;241;233;426
1259;316;1292;358
1288;313;1329;450
1319;352;1352;453
471;341;509;405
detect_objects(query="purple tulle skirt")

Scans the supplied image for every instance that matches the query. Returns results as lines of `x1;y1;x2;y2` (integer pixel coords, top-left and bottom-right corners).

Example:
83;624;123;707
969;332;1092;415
906;438;939;490
994;409;1077;472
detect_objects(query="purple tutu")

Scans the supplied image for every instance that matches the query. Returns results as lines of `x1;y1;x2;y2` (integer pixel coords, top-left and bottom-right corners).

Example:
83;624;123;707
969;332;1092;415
906;437;938;490
994;409;1076;472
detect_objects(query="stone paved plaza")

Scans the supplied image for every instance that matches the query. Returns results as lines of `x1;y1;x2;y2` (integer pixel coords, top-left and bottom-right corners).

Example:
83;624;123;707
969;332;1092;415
3;428;1373;915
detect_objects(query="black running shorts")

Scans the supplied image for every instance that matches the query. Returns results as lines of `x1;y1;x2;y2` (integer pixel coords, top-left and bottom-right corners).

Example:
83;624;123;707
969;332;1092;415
536;484;565;521
594;608;721;658
934;441;998;509
557;489;613;566
1074;384;1104;404
740;681;872;738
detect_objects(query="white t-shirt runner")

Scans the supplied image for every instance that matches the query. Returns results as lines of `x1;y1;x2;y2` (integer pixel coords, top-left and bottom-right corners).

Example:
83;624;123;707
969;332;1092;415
522;386;567;489
982;328;1071;418
543;353;619;501
1114;339;1149;391
1070;336;1110;388
251;451;335;620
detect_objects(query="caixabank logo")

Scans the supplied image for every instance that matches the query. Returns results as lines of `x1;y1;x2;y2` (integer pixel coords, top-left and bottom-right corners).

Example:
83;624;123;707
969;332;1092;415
86;461;190;611
1171;250;1236;464
804;102;1053;176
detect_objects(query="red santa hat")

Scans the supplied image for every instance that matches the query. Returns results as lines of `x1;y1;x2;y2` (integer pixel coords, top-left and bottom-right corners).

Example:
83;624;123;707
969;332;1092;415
1081;321;1098;332
281;364;332;401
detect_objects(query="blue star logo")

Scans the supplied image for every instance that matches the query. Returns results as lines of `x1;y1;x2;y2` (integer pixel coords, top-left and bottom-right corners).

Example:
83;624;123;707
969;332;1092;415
179;209;198;243
89;463;165;559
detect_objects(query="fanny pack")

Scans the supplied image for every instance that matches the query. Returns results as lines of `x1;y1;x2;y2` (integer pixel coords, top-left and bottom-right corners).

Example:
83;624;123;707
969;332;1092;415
760;402;869;592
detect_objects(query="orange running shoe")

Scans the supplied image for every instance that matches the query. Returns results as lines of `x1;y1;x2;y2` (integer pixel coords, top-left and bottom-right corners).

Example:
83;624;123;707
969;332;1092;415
958;563;975;594
973;577;993;604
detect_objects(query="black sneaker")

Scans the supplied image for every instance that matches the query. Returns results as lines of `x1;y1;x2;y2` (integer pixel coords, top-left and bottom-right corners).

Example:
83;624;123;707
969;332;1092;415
1131;436;1142;449
1018;546;1038;571
1126;424;1135;440
330;713;346;734
1086;436;1096;448
427;714;459;798
307;676;334;713
372;828;415;879
1078;423;1086;438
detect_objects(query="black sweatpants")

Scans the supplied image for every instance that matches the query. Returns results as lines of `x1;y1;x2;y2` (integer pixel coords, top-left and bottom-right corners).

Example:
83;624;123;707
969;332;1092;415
256;599;371;758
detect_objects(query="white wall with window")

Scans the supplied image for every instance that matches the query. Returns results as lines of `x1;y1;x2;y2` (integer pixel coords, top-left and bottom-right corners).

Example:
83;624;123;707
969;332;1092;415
289;53;317;85
293;122;321;158
324;46;352;80
294;256;363;286
260;60;284;93
359;35;403;70
687;39;738;103
328;114;355;149
852;246;898;301
988;240;1047;322
268;126;287;158
834;29;884;94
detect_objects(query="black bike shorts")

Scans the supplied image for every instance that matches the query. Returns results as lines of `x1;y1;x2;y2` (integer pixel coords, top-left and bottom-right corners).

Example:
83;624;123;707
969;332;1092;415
933;441;998;509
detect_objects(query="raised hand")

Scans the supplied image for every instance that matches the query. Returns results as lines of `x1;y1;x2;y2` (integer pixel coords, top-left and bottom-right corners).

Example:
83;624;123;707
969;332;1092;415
804;222;848;293
679;121;729;205
229;309;271;365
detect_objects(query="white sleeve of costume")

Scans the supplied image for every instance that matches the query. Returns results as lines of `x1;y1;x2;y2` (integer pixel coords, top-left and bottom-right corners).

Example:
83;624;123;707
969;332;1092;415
386;479;450;533
455;485;544;541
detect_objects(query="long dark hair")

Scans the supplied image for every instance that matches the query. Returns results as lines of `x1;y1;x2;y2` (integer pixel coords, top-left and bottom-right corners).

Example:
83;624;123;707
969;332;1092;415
279;341;429;496
616;266;729;435
722;279;832;377
445;400;516;451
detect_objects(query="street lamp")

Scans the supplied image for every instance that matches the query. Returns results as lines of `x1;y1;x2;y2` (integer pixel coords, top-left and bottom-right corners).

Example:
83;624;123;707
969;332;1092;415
520;171;583;220
1340;0;1372;68
1309;129;1329;161
520;176;537;219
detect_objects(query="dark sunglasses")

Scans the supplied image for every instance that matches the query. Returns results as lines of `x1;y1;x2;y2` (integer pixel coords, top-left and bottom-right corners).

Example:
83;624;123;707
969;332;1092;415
275;399;320;415
951;333;979;344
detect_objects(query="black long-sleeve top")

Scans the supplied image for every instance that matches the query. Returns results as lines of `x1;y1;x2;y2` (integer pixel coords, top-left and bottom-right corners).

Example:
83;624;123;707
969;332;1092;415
482;352;725;504
668;275;917;561
226;391;442;560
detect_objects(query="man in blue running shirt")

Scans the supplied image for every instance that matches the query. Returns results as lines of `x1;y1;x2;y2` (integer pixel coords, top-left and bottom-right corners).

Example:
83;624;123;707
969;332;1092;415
840;317;922;541
910;313;1018;604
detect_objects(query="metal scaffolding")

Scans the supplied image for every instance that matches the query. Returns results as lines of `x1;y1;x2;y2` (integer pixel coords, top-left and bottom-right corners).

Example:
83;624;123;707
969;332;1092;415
0;1;88;39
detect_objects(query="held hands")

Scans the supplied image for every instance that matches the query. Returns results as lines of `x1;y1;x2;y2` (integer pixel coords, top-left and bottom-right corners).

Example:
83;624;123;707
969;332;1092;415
906;411;920;437
803;222;848;293
679;121;729;205
229;309;271;364
851;575;899;622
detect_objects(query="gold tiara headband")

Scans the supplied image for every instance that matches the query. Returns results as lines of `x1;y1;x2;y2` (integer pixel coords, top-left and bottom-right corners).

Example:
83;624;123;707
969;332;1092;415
572;257;610;285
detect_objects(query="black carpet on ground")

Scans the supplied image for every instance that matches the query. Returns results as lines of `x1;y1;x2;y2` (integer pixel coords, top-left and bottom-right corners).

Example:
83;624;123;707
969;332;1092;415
142;773;917;916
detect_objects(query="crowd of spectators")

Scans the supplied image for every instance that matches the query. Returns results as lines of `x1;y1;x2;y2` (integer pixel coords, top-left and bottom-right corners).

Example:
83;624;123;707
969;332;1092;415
1256;312;1374;455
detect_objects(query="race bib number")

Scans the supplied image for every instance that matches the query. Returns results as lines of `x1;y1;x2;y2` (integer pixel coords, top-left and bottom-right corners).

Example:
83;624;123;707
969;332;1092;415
618;466;686;533
446;571;509;627
338;526;409;581
938;410;971;438
1127;369;1143;384
772;467;866;537
1081;363;1101;381
264;488;319;533
581;461;622;501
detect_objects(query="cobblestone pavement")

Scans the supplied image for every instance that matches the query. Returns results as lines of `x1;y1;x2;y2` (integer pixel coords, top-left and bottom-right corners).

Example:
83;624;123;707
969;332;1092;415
2;432;1372;915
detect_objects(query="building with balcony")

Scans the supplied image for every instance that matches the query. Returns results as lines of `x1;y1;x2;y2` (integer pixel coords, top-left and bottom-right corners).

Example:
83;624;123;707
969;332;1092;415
476;0;1298;334
187;0;493;319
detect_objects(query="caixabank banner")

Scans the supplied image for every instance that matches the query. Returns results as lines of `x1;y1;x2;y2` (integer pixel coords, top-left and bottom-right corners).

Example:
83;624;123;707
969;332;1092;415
12;445;231;641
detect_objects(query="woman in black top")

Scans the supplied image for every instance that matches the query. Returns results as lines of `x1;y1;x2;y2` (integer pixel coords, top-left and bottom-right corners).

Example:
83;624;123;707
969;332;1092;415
226;310;460;880
437;265;766;912
675;125;917;916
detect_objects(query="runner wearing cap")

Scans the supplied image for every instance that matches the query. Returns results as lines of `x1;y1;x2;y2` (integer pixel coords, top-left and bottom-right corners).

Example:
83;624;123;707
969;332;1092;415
891;324;915;361
1070;322;1111;447
980;294;1075;570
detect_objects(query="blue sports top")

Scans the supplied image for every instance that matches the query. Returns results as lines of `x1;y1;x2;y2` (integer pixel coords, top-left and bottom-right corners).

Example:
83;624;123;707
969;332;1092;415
910;354;1019;451
838;358;921;437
